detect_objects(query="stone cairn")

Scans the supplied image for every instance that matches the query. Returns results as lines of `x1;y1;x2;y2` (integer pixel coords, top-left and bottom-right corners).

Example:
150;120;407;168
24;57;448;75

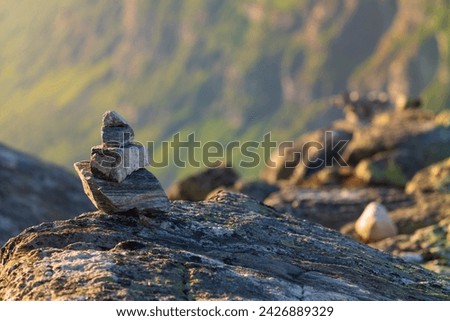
74;111;170;214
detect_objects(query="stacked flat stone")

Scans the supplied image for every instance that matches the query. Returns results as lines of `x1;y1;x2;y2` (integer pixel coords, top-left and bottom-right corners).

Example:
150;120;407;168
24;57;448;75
74;111;169;215
91;111;147;183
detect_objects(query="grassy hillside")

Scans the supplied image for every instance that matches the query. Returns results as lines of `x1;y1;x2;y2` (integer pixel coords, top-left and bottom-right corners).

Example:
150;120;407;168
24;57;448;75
0;0;448;186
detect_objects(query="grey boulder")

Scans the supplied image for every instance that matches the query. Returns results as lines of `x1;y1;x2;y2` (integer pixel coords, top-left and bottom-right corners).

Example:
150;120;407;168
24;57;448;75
168;166;240;201
0;191;448;300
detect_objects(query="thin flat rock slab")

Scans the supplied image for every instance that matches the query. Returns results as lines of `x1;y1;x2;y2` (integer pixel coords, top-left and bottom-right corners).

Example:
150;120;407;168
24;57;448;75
74;161;169;215
90;143;149;183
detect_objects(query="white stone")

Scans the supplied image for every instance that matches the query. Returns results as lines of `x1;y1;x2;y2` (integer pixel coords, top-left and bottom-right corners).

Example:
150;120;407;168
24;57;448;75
355;201;397;243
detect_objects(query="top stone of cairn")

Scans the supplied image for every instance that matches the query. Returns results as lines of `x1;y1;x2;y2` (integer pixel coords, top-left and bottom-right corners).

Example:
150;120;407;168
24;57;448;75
103;111;130;127
101;111;134;147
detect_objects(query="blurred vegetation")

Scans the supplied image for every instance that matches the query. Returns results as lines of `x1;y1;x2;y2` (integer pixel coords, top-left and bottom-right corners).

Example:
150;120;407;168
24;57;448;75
0;0;448;186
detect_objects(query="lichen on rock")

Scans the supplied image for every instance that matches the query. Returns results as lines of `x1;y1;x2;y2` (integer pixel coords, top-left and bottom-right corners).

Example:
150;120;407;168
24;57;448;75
0;191;449;300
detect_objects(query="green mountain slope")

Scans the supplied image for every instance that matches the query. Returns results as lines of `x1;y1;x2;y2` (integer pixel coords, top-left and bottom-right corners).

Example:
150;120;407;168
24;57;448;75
0;0;448;186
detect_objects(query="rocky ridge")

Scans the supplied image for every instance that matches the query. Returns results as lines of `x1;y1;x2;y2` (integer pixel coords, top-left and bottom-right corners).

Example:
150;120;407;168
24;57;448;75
261;94;450;188
1;191;449;300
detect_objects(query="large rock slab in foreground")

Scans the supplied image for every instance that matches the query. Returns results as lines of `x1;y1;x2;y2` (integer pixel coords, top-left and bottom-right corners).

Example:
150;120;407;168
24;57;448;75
1;191;448;300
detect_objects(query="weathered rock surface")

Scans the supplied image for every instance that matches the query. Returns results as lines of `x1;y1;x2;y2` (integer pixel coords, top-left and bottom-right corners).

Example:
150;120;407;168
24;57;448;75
259;131;321;184
344;110;450;185
354;149;414;186
372;215;450;276
260;103;450;189
233;180;280;202
264;185;413;230
0;143;94;246
205;180;281;203
339;190;450;274
260;129;352;184
297;166;363;188
435;110;450;127
389;193;450;235
265;182;449;275
354;202;397;243
101;127;134;148
101;111;134;147
405;157;450;194
1;191;449;300
290;129;353;184
168;166;240;201
74;161;169;215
